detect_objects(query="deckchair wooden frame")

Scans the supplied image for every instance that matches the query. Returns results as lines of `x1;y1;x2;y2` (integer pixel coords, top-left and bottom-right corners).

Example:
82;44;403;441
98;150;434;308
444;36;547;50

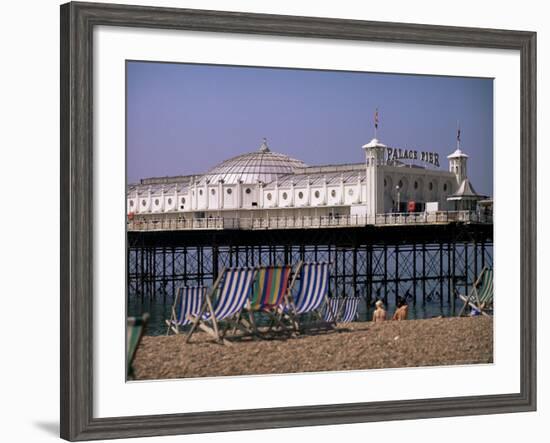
186;267;258;345
165;286;182;335
458;266;493;317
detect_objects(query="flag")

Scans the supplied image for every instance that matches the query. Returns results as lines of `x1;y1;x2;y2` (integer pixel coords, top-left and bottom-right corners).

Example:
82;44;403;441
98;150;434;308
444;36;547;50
374;108;379;129
457;121;461;142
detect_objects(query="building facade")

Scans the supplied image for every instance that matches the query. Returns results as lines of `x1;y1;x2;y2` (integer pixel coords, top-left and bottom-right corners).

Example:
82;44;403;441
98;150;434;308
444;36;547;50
127;136;485;223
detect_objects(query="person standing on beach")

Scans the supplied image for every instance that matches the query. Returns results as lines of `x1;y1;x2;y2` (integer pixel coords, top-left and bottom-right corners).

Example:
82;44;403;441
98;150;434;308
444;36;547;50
392;298;408;321
373;300;387;322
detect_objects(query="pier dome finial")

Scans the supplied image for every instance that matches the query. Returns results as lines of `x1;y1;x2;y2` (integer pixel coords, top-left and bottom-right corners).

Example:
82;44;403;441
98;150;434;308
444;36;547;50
259;137;270;153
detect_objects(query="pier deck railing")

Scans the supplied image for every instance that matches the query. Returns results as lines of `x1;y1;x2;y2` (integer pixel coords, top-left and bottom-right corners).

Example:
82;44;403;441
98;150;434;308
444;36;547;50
127;210;492;232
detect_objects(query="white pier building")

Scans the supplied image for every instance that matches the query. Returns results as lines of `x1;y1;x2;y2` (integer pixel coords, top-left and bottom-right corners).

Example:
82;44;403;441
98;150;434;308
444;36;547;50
127;135;489;231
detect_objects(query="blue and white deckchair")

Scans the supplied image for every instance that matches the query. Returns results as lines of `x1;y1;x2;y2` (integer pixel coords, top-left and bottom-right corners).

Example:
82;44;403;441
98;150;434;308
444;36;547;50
186;267;257;344
323;298;340;323
340;297;360;323
165;286;206;335
292;263;330;314
287;263;331;331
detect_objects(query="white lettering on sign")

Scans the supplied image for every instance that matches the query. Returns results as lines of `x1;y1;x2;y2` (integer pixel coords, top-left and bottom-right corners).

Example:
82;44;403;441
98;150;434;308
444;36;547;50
386;147;439;167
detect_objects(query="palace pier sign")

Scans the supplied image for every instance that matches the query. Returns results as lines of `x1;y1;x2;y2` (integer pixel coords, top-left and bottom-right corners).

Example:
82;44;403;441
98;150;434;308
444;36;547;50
386;147;440;167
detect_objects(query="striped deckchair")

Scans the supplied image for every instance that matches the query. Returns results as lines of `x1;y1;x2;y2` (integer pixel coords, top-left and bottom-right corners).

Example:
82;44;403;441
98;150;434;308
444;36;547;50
250;265;292;310
323;298;340;323
165;286;206;335
458;267;494;317
127;313;149;379
340;297;360;323
186;267;257;344
244;265;294;334
286;262;331;331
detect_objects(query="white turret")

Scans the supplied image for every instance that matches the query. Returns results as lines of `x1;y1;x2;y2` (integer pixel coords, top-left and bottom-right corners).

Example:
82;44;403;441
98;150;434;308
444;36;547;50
362;137;386;216
447;125;469;186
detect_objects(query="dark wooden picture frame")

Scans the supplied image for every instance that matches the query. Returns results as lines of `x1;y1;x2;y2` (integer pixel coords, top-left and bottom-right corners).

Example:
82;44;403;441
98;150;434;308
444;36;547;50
60;2;536;441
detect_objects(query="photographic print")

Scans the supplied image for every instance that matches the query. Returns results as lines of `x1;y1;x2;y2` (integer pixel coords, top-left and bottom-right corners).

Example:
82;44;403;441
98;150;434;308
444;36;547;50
126;61;494;381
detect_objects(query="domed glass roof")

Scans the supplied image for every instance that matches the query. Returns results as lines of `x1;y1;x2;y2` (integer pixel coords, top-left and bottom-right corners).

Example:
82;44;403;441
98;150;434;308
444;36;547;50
198;139;306;185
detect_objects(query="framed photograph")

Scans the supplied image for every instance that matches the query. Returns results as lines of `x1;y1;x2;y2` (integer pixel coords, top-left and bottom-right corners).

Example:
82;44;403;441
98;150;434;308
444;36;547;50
60;1;536;441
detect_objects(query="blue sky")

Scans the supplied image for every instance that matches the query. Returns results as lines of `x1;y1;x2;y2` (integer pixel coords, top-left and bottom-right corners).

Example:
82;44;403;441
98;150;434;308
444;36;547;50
127;61;493;196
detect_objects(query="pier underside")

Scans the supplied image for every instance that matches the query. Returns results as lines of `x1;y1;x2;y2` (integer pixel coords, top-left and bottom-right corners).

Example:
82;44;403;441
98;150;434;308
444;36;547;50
127;222;493;314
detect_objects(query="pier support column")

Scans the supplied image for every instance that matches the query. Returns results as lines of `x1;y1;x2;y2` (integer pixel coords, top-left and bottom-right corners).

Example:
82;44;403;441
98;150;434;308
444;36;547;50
422;243;426;304
352;246;358;298
395;244;399;305
183;246;188;286
474;240;478;281
139;248;144;301
464;241;469;295
451;241;456;314
212;245;219;281
383;244;388;305
162;247;166;303
367;244;373;307
171;247;175;300
447;242;452;303
413;243;417;305
439;242;444;306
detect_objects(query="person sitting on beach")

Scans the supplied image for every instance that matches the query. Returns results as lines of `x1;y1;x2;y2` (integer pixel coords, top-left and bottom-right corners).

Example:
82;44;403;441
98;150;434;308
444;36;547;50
392;298;408;321
373;300;386;322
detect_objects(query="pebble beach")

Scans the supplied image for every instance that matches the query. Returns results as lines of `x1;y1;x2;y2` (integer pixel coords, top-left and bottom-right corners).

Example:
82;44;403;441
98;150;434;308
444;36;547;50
132;316;493;380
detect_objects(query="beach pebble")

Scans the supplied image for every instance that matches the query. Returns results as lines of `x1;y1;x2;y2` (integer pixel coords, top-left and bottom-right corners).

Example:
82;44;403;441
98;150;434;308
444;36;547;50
133;317;493;380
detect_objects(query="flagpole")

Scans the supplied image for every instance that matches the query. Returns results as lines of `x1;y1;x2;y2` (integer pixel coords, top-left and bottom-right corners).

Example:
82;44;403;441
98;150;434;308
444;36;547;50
374;108;379;139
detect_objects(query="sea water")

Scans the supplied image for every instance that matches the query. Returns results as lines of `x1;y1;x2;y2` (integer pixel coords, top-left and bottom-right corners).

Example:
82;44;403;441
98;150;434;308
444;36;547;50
127;294;460;336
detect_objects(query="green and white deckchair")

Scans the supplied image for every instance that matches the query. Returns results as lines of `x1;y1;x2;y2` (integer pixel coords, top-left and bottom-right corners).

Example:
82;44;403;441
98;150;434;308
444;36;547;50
458;267;494;317
127;313;149;379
